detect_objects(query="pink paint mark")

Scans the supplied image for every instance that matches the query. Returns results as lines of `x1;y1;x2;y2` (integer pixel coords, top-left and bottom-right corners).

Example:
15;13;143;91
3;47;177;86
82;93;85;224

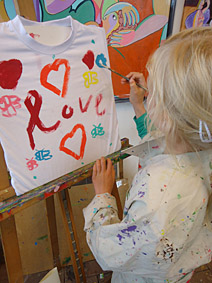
0;95;21;117
82;50;94;70
79;95;93;113
0;59;22;89
54;185;60;193
152;146;159;149
95;94;105;116
26;157;38;171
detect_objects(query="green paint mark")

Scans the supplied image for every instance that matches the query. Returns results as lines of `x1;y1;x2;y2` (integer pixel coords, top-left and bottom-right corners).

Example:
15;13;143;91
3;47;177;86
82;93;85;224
177;194;181;199
132;218;135;222
200;176;204;180
81;162;84;165
112;47;125;59
209;161;212;169
110;142;112;146
37;234;48;241
192;211;196;215
62;256;71;265
83;252;91;257
52;54;55;59
33;176;37;179
91;39;95;44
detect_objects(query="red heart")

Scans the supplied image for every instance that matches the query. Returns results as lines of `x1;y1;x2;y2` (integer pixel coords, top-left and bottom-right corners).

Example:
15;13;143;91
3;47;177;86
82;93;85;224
59;124;87;160
82;50;94;70
40;59;70;98
0;59;22;89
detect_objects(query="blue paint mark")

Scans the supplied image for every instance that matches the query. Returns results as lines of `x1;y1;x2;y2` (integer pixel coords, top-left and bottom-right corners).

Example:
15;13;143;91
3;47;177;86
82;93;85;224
5;0;16;20
138;191;145;198
121;225;137;236
95;53;107;68
35;242;38;246
52;54;55;60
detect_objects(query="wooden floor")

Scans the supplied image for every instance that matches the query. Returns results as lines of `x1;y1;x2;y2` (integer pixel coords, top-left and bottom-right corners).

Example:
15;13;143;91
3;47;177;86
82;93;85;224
0;259;212;282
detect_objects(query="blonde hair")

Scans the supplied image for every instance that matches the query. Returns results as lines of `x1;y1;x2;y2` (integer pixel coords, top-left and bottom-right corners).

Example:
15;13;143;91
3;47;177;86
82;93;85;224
146;27;212;152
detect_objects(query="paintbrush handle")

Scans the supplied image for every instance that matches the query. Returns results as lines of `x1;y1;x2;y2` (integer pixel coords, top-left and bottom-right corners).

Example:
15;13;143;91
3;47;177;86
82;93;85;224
107;67;148;92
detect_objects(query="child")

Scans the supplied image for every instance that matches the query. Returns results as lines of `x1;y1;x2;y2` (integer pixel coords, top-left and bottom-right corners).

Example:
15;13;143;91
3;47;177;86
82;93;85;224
83;27;212;282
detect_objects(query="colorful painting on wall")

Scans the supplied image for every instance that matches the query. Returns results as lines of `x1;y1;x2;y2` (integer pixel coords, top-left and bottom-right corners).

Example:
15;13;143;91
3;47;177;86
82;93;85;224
0;0;16;22
33;0;171;98
181;0;212;30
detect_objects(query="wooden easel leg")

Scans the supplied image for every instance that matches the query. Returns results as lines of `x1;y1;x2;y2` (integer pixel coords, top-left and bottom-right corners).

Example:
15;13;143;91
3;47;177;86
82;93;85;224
119;159;124;179
57;189;86;283
111;182;123;220
45;195;61;270
0;216;23;283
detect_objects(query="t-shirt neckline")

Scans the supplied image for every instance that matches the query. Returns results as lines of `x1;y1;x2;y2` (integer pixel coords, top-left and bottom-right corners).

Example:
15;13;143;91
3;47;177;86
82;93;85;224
9;15;75;55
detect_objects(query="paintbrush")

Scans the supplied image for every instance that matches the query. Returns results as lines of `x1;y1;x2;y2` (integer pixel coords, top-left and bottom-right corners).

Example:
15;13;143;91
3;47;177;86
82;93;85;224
100;63;148;92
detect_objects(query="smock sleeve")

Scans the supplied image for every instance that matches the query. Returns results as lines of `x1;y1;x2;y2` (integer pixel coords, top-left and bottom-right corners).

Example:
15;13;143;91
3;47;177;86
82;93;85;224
83;172;158;272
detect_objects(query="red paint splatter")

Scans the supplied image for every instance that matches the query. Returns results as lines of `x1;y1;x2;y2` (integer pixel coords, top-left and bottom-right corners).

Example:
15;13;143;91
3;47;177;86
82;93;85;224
82;50;94;70
24;90;61;150
59;124;87;160
60;183;68;190
0;59;22;89
62;105;74;119
29;33;40;39
44;192;54;198
79;95;93;113
95;94;105;116
152;145;159;149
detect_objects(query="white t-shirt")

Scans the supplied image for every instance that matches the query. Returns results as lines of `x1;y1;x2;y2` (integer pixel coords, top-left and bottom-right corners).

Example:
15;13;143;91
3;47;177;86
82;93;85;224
0;15;120;195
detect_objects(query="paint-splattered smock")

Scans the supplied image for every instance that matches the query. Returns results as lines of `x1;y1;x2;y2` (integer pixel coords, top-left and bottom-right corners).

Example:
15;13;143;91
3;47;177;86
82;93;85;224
83;114;212;283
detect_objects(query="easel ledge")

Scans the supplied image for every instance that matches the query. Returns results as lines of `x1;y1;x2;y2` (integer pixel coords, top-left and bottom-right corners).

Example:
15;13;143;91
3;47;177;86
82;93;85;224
0;138;131;222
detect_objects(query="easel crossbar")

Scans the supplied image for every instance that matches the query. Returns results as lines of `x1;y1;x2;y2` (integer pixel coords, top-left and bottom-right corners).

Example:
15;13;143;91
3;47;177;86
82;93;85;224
0;138;130;221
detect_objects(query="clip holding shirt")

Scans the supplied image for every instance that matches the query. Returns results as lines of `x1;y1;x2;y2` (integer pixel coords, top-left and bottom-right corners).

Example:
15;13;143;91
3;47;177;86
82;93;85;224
199;120;212;143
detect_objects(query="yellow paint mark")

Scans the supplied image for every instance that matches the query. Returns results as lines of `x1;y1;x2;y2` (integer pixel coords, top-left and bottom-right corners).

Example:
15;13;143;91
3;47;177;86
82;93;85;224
83;71;98;88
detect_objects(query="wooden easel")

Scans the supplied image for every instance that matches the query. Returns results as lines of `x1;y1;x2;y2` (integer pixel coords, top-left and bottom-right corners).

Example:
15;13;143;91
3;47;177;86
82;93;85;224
0;138;130;283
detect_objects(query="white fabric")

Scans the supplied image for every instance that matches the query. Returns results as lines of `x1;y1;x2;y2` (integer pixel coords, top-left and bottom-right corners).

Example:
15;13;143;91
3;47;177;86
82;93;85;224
0;16;120;195
83;139;212;283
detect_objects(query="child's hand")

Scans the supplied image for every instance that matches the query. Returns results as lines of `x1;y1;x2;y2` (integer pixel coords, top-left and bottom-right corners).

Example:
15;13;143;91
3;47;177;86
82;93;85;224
121;72;147;118
92;157;115;195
